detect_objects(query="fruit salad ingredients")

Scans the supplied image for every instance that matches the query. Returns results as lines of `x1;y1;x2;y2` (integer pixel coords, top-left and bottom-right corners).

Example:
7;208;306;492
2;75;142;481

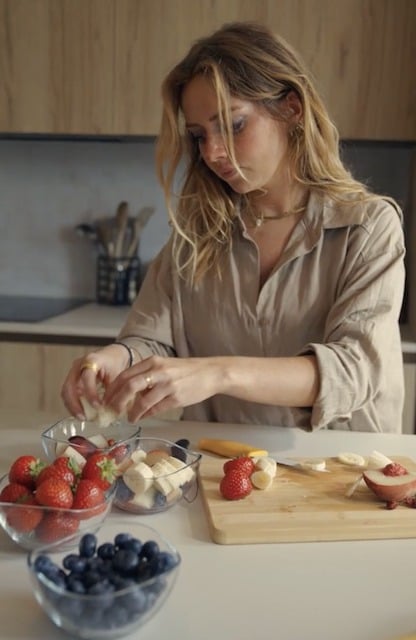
367;450;393;469
198;438;268;458
220;469;253;500
81;453;118;491
299;458;327;472
35;477;74;509
337;452;366;468
253;456;277;478
250;470;273;490
223;456;255;477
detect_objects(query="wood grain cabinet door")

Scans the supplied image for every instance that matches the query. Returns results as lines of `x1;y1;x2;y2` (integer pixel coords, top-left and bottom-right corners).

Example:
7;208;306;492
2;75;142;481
0;0;115;135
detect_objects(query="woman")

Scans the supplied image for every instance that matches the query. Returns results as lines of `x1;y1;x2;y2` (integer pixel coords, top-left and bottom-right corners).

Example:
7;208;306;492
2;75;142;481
62;22;405;432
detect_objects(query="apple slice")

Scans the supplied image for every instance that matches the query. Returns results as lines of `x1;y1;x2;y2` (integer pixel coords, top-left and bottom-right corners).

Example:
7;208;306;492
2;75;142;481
362;469;416;503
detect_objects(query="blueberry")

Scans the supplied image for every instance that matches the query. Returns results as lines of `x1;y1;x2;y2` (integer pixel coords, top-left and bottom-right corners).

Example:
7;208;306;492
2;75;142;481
63;554;87;574
66;575;86;594
56;594;84;619
79;533;97;558
82;570;102;588
151;551;178;575
34;554;54;574
123;537;142;554
112;549;140;574
87;556;105;573
116;480;134;502
154;492;167;508
171;438;190;462
120;585;148;613
114;532;133;548
103;604;130;628
140;540;159;561
97;542;116;560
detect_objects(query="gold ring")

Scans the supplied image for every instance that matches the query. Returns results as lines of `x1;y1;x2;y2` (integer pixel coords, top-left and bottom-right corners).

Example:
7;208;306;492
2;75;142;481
145;375;154;390
80;361;99;374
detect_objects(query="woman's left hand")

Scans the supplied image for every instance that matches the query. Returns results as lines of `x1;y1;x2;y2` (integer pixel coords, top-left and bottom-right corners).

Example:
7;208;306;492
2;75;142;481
103;355;223;421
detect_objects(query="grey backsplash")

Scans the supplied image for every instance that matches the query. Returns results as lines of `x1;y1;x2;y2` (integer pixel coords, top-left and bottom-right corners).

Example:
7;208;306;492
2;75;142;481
0;138;414;302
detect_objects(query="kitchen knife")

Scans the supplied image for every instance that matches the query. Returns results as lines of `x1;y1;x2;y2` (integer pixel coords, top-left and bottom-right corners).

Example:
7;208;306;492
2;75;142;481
270;455;330;472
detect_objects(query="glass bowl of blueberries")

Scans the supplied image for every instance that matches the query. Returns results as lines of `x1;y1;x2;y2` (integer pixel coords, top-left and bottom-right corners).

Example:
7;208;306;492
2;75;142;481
27;521;181;639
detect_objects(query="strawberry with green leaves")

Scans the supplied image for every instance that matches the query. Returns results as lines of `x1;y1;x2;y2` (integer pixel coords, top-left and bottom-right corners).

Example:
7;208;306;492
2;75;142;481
81;453;117;491
8;455;46;489
220;469;253;501
36;457;79;488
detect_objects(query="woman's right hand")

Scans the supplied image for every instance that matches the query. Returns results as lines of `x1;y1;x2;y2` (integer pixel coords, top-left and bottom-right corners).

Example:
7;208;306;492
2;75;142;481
60;343;131;419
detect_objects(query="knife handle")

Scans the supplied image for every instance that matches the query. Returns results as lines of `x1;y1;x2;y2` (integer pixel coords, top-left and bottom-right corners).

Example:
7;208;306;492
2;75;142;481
198;438;268;458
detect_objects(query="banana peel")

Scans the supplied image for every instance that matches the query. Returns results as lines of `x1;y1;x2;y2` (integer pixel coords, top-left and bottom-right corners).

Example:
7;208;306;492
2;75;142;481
198;438;268;458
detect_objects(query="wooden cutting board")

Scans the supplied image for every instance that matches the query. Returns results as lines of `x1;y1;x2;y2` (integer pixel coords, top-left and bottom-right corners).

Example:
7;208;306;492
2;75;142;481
198;455;416;544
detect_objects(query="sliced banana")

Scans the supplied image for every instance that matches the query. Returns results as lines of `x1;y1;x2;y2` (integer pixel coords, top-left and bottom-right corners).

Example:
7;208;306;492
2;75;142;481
366;450;393;469
337;452;366;467
251;469;274;490
345;474;365;497
254;456;277;478
123;461;154;495
300;458;327;472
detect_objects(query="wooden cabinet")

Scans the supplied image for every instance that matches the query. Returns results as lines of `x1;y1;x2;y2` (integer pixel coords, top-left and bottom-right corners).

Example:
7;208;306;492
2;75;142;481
0;0;415;138
0;341;101;414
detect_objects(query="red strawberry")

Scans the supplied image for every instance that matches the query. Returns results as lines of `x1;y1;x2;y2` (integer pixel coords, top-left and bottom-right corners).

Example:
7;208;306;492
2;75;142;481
223;456;255;477
220;469;253;501
36;511;79;543
108;444;128;464
6;496;44;533
36;458;78;488
0;482;31;503
9;455;46;489
35;477;74;509
81;453;117;490
72;479;106;517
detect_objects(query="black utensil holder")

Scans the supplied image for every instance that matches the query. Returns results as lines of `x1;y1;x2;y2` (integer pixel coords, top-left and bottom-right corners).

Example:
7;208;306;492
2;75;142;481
96;256;141;305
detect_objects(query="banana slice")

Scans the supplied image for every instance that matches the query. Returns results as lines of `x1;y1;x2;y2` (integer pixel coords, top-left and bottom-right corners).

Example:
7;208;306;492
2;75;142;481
254;456;277;478
337;452;366;467
251;470;274;490
300;458;327;472
123;461;154;495
366;450;393;469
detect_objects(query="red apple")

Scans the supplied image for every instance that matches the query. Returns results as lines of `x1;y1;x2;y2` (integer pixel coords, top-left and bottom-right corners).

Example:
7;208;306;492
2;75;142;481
362;469;416;503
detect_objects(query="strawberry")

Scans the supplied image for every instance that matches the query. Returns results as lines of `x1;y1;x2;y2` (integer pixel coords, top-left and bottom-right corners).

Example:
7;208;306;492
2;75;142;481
223;456;255;477
35;511;79;543
108;443;128;464
0;482;31;503
6;496;43;533
35;477;74;509
36;457;79;488
72;478;106;517
81;453;117;490
220;469;253;501
8;455;46;489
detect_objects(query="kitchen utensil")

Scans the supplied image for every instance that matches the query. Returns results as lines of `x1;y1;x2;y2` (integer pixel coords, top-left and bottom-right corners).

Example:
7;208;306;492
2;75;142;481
198;454;416;544
127;206;155;257
75;223;97;242
270;455;329;472
114;201;129;257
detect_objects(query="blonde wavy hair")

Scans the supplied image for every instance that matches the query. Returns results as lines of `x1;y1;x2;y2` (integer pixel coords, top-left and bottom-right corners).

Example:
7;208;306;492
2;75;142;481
156;21;378;284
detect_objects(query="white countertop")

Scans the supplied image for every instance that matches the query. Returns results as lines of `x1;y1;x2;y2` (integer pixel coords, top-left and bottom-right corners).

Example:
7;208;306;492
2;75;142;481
1;411;416;640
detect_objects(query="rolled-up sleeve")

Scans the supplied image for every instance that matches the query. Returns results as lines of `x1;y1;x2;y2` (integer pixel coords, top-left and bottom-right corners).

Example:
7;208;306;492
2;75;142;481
301;203;405;430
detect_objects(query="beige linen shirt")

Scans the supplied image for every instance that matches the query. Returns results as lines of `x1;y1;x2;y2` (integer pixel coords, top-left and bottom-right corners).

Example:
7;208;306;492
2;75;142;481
119;190;405;432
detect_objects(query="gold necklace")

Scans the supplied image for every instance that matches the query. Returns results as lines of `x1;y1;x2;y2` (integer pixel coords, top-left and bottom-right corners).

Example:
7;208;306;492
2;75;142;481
248;204;307;228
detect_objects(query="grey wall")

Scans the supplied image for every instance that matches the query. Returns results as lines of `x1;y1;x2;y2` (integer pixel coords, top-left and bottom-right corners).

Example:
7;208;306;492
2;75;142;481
0;139;170;299
0;138;414;301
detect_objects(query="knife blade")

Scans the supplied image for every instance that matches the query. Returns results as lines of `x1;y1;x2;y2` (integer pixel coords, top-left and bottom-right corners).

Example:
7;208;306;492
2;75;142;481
270;455;330;472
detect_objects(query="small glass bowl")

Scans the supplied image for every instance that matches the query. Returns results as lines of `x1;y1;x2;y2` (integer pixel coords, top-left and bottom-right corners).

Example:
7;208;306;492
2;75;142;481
0;474;116;551
41;417;142;466
114;437;201;515
27;521;181;639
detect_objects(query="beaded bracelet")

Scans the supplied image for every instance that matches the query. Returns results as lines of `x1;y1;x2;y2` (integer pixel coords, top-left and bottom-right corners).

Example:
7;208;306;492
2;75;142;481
113;341;134;368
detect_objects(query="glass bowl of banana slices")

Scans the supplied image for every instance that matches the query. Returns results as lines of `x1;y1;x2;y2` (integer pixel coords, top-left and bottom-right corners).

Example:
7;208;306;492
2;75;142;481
114;437;201;514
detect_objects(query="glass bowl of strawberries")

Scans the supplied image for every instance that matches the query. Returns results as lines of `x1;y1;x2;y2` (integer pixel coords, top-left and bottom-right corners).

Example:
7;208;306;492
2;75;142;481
114;437;202;515
0;449;118;551
41;416;142;467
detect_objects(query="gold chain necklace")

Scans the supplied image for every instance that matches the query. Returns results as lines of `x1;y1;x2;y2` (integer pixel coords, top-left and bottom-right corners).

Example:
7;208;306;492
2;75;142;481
247;204;307;228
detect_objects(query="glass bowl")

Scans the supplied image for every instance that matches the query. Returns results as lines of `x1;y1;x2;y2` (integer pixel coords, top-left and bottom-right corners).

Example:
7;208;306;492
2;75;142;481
27;520;181;639
0;473;116;551
41;417;142;467
114;437;201;515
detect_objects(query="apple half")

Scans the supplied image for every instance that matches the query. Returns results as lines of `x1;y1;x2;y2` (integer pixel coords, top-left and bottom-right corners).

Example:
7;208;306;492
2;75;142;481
362;469;416;503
